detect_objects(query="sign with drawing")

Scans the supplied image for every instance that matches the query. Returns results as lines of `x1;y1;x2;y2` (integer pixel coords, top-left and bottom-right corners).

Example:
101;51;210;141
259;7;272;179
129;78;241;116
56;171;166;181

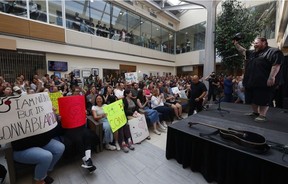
128;114;149;143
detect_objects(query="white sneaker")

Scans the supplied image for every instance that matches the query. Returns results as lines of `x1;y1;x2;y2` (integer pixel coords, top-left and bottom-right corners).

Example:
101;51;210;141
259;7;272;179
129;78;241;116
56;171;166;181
105;144;117;151
115;142;121;151
158;123;166;130
161;121;168;128
153;129;161;135
193;110;197;115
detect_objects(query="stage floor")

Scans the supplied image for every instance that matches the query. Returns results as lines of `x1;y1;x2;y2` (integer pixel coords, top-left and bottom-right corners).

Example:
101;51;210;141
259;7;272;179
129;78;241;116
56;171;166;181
200;102;288;133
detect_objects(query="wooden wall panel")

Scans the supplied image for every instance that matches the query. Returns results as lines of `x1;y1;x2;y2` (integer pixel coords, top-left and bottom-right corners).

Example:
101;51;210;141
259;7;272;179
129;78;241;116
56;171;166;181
0;13;65;43
0;14;29;36
0;38;16;50
29;21;65;43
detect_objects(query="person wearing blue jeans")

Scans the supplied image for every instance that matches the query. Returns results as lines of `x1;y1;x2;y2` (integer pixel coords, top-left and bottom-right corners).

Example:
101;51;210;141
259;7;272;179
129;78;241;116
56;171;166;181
12;124;65;184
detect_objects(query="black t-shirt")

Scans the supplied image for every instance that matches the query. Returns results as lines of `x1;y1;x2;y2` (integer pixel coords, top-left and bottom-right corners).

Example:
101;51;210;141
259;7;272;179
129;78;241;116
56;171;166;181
190;82;207;100
245;47;283;88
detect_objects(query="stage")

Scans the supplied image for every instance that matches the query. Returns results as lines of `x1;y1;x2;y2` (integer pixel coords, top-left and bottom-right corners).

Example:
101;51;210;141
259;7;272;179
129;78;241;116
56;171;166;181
166;103;288;184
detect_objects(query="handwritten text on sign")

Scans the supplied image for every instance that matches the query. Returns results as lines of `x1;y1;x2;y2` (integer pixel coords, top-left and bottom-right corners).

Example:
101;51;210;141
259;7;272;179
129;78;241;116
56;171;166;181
103;99;127;133
49;91;63;114
125;72;138;84
0;92;57;144
128;114;149;143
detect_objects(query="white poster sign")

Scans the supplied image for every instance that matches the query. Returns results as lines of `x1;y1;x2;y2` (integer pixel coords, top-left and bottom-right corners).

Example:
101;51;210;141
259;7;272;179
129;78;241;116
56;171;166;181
0;92;57;144
171;87;181;94
128;114;149;143
125;72;138;84
179;90;188;99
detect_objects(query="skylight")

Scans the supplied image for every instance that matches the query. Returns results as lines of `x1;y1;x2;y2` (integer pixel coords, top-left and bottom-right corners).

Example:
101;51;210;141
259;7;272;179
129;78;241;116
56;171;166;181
167;0;184;6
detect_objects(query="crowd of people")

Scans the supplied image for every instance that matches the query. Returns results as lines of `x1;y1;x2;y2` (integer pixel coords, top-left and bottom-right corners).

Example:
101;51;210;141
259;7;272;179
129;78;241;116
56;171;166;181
0;53;285;183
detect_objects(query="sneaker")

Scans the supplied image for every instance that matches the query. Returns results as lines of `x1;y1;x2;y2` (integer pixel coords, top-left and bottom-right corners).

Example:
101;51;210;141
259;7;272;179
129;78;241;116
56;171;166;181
158;123;166;130
87;165;97;173
255;115;267;122
44;176;54;184
105;144;117;151
193;110;197;115
128;142;135;150
176;116;182;120
115;142;121;151
81;158;94;169
244;112;259;117
153;129;161;135
146;136;151;140
122;144;129;153
161;121;168;128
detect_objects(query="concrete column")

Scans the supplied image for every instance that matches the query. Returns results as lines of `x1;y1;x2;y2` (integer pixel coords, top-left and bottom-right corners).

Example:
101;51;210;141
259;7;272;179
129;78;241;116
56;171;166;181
185;0;221;85
203;1;220;82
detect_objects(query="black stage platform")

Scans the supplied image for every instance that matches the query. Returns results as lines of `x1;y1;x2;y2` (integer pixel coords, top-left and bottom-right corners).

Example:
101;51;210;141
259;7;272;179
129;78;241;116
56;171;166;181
166;103;288;184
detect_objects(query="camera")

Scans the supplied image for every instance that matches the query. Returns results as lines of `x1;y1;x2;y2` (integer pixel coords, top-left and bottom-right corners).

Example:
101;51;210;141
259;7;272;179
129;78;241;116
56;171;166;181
233;32;244;41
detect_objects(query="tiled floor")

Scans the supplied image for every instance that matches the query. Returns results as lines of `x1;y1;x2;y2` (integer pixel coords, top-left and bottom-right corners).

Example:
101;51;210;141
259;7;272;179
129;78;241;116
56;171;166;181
1;115;213;184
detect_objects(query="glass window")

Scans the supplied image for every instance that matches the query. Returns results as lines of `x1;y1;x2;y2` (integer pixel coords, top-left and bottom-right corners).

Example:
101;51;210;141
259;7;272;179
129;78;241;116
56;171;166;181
127;11;140;45
253;1;276;39
151;23;161;51
0;0;28;18
65;0;90;33
162;27;174;54
176;21;206;53
90;0;111;37
140;18;151;48
193;22;206;50
48;0;62;26
111;5;127;41
30;0;47;23
176;30;187;54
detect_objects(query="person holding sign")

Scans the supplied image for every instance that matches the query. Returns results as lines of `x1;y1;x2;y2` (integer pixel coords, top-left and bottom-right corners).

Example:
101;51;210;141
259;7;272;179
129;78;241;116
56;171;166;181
58;94;98;173
163;87;183;120
92;95;118;151
12;120;65;184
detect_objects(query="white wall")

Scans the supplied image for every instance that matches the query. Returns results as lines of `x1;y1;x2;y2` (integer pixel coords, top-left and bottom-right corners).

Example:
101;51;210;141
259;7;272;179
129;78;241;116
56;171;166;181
46;53;175;80
175;50;202;66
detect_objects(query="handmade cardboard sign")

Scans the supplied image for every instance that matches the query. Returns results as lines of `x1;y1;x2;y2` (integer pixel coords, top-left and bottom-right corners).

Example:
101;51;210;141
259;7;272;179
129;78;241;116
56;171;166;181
128;114;149;143
58;95;86;129
0;92;57;144
103;99;127;132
